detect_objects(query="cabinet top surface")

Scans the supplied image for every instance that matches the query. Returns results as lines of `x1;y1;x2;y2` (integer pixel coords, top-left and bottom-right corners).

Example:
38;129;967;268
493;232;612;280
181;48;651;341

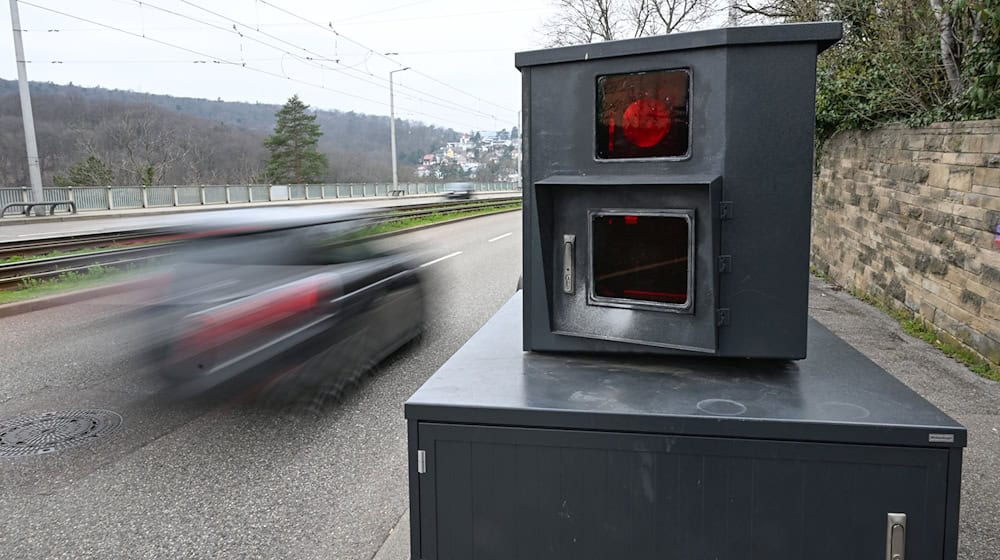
406;292;965;448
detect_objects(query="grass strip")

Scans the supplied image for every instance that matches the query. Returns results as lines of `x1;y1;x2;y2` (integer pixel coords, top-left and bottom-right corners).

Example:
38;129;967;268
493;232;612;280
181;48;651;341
365;202;522;236
811;268;1000;382
0;266;138;305
0;244;137;265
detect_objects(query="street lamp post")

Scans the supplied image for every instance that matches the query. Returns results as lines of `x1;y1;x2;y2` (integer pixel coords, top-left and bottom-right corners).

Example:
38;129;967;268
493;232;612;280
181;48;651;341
389;67;410;192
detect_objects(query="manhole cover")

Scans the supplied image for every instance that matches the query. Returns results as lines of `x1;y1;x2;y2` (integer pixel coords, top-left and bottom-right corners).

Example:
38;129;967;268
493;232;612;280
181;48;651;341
0;409;122;457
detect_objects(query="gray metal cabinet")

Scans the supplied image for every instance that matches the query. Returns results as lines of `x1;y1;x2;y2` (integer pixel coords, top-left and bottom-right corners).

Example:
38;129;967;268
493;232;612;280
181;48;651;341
406;294;965;560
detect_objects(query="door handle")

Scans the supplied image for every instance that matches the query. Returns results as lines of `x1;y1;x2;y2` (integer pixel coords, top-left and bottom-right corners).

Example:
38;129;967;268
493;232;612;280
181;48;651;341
562;234;575;294
886;513;906;560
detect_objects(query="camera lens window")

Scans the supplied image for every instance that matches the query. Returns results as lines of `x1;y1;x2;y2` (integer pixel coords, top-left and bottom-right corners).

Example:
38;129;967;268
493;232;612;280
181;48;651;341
596;69;690;159
592;213;690;306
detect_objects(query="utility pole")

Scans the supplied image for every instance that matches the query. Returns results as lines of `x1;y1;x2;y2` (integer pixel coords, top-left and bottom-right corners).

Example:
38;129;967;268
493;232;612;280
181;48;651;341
728;0;739;26
389;67;409;192
9;0;44;213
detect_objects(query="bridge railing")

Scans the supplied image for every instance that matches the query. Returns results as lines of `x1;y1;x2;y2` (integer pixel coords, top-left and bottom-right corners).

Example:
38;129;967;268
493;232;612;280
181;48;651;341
0;182;520;213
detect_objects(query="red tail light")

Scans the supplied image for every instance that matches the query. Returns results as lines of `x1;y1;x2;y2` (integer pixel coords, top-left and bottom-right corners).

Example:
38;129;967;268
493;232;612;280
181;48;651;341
178;274;335;353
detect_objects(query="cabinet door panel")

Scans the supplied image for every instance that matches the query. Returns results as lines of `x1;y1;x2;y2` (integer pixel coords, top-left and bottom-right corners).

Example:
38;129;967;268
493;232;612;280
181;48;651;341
418;423;949;560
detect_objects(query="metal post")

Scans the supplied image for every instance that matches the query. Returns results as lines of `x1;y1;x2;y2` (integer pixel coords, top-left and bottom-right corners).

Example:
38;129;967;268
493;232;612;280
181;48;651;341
390;67;410;193
9;0;44;215
516;110;523;189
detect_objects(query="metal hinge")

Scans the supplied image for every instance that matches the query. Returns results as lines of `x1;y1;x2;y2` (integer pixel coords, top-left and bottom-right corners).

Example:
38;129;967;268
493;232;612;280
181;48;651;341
718;255;732;273
417;450;426;474
717;308;730;327
720;201;734;220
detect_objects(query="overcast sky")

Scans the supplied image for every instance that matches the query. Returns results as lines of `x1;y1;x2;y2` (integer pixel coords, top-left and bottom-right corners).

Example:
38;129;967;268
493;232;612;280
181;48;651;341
2;0;559;132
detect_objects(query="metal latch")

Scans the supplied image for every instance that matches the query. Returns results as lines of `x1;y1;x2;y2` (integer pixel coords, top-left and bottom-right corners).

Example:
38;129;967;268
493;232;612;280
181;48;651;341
417;450;426;474
718;255;732;273
720;201;734;220
717;308;730;327
562;234;575;294
886;513;906;560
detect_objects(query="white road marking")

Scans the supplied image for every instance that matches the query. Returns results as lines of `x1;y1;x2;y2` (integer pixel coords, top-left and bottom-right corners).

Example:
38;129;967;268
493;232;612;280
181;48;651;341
420;251;463;268
488;232;512;243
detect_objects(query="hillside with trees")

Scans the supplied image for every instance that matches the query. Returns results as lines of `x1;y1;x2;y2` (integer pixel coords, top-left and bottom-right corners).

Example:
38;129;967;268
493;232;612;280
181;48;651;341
0;79;460;187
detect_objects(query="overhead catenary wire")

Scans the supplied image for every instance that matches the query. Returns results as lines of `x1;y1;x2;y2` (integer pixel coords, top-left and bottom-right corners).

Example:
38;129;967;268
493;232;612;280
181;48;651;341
255;0;518;116
15;1;490;132
19;0;518;128
174;0;505;122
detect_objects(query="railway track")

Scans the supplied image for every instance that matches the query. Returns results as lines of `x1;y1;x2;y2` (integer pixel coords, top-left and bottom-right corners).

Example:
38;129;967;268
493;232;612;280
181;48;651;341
0;197;521;290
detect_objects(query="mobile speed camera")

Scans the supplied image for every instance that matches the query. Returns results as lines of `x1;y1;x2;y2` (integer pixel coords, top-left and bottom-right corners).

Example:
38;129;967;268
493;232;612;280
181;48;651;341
516;23;842;358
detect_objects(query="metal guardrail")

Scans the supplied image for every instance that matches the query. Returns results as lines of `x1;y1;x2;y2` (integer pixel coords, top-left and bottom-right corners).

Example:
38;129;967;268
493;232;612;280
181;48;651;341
1;200;76;218
0;182;519;215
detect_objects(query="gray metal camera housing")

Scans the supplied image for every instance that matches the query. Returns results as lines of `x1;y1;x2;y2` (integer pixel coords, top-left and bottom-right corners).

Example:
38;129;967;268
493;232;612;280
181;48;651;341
517;23;842;358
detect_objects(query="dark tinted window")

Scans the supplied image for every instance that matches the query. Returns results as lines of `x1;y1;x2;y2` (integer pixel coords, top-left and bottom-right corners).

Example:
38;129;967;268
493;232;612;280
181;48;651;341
591;213;691;306
596;69;690;159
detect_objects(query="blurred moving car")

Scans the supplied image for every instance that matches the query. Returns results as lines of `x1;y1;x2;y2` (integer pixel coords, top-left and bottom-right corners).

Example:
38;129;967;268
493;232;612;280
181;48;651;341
141;207;425;403
444;184;473;199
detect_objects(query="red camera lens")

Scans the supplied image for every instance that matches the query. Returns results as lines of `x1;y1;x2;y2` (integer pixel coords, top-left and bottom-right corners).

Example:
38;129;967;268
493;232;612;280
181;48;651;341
596;69;689;159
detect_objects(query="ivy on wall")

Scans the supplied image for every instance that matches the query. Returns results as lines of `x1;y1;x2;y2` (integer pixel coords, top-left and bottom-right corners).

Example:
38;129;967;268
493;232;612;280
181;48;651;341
805;0;1000;141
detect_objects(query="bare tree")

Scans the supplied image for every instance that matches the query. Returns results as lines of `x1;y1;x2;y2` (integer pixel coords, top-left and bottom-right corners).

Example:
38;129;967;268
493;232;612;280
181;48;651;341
734;0;824;22
649;0;719;32
542;0;720;47
101;106;192;185
928;0;963;98
542;0;620;46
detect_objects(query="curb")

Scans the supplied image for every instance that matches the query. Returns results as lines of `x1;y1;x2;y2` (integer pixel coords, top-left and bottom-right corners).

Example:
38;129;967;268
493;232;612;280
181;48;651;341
0;206;522;319
0;276;150;319
372;510;410;560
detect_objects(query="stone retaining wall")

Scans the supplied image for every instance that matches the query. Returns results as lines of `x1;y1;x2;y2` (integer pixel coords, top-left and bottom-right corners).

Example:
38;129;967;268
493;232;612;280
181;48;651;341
811;120;1000;362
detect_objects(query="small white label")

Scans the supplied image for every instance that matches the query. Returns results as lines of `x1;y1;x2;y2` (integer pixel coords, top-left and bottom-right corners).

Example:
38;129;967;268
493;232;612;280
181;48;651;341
928;433;954;443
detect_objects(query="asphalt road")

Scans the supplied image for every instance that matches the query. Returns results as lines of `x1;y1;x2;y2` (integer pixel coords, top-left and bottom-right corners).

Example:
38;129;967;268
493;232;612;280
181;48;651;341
0;211;522;559
2;208;997;559
0;192;519;242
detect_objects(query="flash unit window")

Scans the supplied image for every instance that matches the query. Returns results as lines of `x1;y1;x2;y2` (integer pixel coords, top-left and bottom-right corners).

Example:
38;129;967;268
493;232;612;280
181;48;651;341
596;69;690;159
590;211;693;309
